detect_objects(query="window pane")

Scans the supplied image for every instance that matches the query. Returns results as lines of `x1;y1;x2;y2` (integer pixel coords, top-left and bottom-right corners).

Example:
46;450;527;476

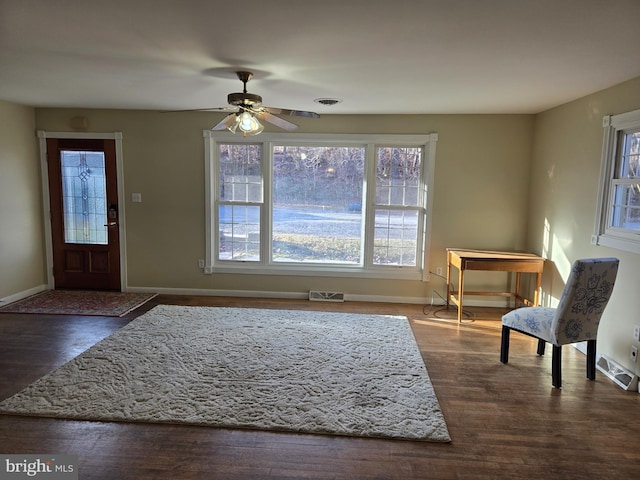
219;144;262;202
376;147;422;206
61;150;107;244
218;205;261;261
611;183;640;231
617;131;640;178
610;130;640;232
272;145;364;264
373;209;418;266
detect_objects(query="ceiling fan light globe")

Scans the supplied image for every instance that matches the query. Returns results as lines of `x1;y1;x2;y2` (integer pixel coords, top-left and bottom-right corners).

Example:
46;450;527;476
237;112;263;135
250;122;264;135
222;114;239;133
238;111;254;131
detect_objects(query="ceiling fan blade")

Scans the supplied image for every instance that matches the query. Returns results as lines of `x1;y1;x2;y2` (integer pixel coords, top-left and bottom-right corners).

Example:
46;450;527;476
257;111;299;131
164;107;237;113
263;107;320;119
212;113;237;131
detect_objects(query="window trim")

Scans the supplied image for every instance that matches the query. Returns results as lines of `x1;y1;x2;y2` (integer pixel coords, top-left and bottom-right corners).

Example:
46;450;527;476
593;109;640;254
204;131;437;280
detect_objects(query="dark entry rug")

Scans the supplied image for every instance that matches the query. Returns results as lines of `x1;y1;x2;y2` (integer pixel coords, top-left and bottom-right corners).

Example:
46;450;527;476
0;290;157;317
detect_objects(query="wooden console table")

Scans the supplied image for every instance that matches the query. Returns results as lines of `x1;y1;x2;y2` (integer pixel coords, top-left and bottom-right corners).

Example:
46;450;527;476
446;248;545;323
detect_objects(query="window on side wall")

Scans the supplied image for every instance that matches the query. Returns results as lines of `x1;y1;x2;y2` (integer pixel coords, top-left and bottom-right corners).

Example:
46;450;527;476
593;108;640;254
204;132;438;280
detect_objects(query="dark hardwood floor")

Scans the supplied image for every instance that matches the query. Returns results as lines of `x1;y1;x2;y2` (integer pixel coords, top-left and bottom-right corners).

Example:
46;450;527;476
1;295;639;479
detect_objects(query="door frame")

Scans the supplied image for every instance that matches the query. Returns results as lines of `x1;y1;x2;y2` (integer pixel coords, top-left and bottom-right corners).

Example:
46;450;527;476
38;131;127;290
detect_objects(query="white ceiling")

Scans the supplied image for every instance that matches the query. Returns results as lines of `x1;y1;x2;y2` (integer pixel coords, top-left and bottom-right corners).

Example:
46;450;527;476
1;0;639;115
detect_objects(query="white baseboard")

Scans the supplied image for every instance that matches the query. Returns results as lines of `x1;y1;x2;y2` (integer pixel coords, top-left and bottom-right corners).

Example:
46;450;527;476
0;284;518;308
124;286;309;300
0;284;49;305
124;286;431;305
573;341;587;355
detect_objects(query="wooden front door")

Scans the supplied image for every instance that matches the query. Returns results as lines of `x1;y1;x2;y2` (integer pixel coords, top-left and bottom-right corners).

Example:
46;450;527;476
47;138;121;290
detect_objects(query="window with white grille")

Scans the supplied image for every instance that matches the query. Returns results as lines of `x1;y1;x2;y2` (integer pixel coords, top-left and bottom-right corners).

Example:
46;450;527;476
204;133;437;280
593;109;640;254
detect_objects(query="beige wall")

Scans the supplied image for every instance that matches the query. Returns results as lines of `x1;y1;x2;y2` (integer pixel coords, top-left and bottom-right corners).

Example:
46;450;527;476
0;100;46;300
33;109;534;302
6;75;640;377
528;76;640;374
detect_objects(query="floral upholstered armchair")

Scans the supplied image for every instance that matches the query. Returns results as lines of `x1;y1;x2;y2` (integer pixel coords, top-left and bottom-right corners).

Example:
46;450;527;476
500;258;619;388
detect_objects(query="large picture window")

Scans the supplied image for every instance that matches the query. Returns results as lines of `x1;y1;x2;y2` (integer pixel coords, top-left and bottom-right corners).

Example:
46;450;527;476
205;133;437;279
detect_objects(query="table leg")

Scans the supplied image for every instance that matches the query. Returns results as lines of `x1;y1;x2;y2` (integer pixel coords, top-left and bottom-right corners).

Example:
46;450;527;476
515;272;521;308
446;254;451;310
457;268;464;323
534;272;542;306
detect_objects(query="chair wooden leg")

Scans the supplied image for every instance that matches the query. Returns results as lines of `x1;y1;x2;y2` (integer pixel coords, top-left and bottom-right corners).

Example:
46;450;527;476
500;326;510;364
586;339;597;380
537;339;546;356
552;345;562;388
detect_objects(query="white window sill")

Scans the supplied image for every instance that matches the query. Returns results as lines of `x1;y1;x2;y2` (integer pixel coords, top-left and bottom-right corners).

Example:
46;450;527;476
206;264;425;281
592;233;640;255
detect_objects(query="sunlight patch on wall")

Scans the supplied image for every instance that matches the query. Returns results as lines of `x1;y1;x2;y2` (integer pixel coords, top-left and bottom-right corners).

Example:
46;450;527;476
541;217;571;308
542;218;551;259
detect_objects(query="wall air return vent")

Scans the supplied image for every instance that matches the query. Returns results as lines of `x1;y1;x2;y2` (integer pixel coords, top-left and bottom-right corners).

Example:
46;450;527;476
596;354;638;391
308;291;345;302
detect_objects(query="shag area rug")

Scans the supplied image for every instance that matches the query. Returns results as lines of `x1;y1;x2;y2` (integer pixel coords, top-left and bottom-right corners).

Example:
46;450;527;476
0;290;157;317
0;305;451;442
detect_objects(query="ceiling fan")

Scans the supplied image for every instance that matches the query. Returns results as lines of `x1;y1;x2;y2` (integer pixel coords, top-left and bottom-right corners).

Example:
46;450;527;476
186;71;320;136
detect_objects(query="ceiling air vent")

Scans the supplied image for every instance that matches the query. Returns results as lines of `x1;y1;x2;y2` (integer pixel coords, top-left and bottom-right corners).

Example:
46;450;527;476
314;98;342;106
308;291;345;302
